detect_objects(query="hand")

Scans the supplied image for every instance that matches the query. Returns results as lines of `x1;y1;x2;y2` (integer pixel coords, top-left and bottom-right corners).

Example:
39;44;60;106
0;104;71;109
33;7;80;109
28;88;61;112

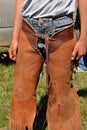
8;40;18;61
71;39;87;60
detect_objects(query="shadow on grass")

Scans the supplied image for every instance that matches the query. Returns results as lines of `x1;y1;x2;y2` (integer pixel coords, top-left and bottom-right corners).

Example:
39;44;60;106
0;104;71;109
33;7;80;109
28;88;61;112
33;94;48;130
0;51;15;65
77;88;87;97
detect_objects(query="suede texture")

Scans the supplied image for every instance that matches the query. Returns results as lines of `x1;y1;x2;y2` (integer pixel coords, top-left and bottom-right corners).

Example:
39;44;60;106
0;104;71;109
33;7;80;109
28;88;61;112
10;19;81;130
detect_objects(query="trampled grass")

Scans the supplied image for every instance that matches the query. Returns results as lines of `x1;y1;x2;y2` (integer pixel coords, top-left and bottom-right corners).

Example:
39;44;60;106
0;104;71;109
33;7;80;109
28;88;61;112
0;47;87;130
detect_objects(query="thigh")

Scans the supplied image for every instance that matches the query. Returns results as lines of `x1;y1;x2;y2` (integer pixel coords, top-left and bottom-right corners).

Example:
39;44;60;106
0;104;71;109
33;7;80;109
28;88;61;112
13;29;44;97
48;36;76;98
49;36;76;81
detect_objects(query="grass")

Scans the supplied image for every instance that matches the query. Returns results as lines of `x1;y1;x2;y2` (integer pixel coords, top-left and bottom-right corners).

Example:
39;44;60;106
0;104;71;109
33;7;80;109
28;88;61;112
0;47;87;130
73;72;87;130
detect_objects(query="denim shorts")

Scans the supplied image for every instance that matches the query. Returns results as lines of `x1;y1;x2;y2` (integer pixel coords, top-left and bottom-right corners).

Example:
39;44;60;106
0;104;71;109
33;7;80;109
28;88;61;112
25;14;73;36
24;15;73;58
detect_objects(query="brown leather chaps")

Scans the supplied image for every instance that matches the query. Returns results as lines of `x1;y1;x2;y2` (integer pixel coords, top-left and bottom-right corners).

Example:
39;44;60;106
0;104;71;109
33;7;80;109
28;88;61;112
10;19;81;130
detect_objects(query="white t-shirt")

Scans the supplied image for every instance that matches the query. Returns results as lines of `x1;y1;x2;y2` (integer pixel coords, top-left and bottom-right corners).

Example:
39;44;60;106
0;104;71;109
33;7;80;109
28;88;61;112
21;0;76;18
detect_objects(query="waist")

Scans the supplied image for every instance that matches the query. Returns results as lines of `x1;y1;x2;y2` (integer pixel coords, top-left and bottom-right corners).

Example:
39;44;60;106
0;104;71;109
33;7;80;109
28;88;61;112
24;14;73;34
39;13;72;20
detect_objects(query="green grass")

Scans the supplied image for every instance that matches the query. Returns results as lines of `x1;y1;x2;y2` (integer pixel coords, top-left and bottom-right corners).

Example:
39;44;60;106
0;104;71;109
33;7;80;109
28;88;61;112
73;72;87;130
0;47;87;130
0;47;15;130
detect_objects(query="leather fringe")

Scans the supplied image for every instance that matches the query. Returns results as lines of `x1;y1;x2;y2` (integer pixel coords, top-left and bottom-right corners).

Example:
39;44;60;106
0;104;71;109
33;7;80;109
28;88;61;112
9;120;28;130
48;118;81;130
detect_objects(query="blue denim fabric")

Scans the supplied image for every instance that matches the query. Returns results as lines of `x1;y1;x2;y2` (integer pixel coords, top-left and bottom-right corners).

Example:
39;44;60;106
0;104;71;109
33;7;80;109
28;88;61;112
25;15;73;36
25;16;73;57
78;54;87;71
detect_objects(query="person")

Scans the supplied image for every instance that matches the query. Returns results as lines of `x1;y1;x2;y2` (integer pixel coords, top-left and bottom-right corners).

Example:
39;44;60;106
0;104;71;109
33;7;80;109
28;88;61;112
9;0;87;130
74;6;87;72
78;53;87;71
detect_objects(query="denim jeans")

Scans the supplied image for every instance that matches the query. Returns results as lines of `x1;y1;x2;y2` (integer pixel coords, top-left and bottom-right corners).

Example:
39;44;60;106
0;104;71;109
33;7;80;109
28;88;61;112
78;53;87;71
25;15;73;58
